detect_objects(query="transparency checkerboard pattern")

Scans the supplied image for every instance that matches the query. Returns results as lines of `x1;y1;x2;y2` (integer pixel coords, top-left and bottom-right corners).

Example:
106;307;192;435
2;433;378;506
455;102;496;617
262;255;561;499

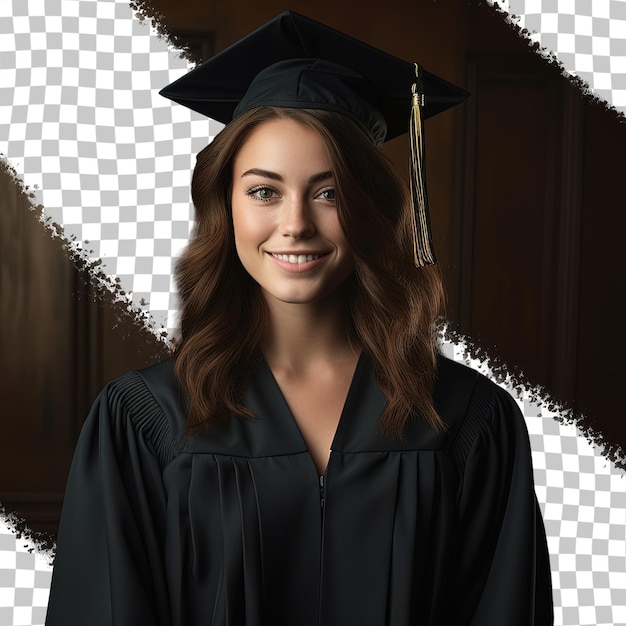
439;339;626;626
0;0;219;332
0;529;52;626
1;1;626;625
490;0;626;112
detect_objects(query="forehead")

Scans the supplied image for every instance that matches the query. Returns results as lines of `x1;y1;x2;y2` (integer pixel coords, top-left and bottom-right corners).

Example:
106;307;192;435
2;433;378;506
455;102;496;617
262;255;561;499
233;117;332;173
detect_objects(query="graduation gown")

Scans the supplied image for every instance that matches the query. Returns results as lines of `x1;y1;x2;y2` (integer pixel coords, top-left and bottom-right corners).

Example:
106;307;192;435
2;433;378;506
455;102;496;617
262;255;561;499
46;354;553;625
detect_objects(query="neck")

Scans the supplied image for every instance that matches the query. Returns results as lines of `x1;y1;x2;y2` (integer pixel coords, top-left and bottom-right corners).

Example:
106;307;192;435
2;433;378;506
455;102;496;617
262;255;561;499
261;291;358;375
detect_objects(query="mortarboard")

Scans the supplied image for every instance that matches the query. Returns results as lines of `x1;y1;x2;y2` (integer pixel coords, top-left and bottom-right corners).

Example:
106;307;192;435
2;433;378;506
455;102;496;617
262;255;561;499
160;11;469;267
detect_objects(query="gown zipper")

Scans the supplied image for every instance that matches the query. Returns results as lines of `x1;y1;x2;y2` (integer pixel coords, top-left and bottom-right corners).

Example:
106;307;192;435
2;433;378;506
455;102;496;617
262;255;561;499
318;467;328;626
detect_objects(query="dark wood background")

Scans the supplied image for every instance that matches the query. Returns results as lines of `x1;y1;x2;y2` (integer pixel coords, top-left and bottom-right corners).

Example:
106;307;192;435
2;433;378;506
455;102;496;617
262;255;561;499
1;0;623;538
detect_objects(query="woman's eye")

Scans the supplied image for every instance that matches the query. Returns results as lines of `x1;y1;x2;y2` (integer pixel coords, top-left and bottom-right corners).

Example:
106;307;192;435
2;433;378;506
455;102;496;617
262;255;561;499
317;188;336;201
247;186;276;201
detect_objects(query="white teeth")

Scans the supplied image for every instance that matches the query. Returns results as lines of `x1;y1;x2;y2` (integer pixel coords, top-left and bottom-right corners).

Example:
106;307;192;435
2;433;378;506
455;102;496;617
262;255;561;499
273;253;321;264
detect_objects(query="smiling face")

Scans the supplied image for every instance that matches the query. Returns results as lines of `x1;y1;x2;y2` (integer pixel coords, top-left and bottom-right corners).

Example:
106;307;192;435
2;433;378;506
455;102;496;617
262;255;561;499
231;116;355;307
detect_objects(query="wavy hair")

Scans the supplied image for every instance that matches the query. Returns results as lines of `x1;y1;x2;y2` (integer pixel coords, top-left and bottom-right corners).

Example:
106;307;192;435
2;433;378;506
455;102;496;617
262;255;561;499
174;106;446;437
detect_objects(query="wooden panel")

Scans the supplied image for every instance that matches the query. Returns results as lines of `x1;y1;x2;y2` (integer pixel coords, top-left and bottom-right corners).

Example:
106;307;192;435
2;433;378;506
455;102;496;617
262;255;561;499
0;165;167;535
549;86;584;404
575;102;626;451
461;55;566;385
459;49;624;452
0;493;63;538
0;167;77;495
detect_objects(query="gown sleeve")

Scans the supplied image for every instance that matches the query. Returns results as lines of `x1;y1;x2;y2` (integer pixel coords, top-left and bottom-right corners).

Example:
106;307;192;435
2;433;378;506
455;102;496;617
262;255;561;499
46;371;175;626
449;375;554;626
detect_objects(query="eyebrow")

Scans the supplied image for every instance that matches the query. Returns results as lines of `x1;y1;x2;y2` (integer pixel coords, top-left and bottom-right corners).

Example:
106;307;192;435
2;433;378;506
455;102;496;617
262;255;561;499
241;168;334;185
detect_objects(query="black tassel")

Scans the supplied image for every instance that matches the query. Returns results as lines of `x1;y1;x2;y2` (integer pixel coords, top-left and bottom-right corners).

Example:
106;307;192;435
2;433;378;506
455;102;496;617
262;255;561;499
409;63;436;267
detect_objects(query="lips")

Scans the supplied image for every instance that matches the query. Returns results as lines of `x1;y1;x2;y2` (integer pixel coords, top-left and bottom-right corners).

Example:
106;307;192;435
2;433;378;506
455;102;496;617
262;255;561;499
267;251;330;272
271;253;322;264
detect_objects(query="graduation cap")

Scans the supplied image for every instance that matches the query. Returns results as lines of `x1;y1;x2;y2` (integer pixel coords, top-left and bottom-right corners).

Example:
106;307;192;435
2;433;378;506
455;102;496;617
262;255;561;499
160;11;468;267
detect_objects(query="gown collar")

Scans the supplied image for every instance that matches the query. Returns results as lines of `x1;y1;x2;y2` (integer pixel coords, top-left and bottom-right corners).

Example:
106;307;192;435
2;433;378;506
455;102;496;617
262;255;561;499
184;353;476;457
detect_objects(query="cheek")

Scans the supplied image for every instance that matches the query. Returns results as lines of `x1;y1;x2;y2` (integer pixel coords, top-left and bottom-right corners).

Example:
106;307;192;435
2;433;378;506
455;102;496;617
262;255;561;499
231;203;268;255
231;199;250;241
327;216;352;255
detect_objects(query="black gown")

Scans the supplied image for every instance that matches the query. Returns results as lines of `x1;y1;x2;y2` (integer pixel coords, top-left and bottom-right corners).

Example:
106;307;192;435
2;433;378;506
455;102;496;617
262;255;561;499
46;354;553;625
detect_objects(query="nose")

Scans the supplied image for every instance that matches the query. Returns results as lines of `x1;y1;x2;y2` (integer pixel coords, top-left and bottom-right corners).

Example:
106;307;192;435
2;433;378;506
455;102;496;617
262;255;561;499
279;195;316;239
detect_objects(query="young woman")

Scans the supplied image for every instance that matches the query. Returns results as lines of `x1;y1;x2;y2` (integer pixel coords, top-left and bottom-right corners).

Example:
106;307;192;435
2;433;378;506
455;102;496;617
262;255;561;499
46;12;553;626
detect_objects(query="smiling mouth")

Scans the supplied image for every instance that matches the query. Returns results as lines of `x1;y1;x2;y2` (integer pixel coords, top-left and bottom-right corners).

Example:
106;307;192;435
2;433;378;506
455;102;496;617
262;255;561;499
270;253;324;264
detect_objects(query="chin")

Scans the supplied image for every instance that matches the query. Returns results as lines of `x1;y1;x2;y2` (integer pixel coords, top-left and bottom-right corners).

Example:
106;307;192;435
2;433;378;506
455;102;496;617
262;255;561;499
263;291;327;306
261;283;349;307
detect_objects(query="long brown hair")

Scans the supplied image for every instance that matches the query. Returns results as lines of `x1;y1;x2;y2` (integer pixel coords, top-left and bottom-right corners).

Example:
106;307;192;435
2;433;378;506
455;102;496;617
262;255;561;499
174;106;446;437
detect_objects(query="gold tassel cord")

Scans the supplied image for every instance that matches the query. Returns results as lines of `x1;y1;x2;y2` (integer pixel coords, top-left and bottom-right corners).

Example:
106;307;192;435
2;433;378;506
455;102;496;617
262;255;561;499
409;64;436;267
